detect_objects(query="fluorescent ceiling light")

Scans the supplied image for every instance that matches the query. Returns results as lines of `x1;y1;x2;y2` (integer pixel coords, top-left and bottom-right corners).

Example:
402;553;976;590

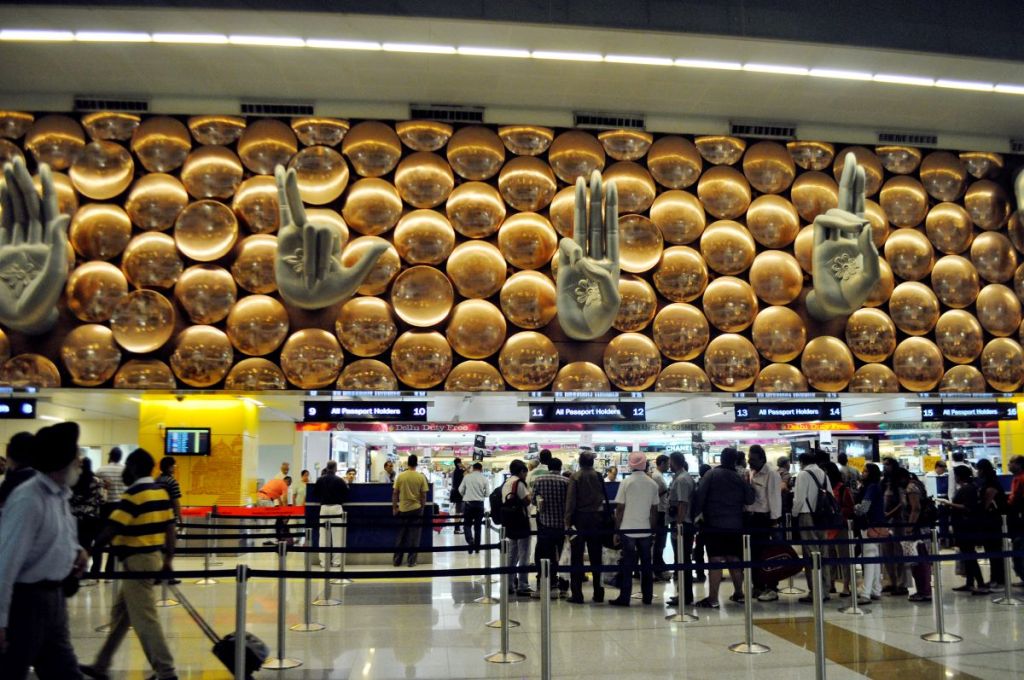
809;68;873;81
995;83;1024;95
856;411;882;417
307;38;381;50
76;31;151;42
935;78;994;92
382;42;456;54
702;411;725;418
228;35;305;47
606;54;673;66
241;397;265;408
457;46;530;58
532;50;603;62
743;63;809;76
675;57;741;70
874;73;935;86
39;415;62;422
0;29;74;41
153;32;229;44
126;397;143;403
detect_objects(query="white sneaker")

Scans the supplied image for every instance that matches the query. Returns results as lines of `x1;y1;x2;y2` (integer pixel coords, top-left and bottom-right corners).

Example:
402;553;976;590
757;590;779;602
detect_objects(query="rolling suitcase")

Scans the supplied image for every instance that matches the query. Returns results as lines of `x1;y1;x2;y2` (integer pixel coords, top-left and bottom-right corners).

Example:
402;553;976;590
168;584;269;679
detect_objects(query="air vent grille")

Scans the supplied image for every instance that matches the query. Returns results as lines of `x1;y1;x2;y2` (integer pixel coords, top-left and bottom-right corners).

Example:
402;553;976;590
573;111;645;130
730;122;796;139
877;131;938;146
241;101;315;116
1011;139;1024;153
409;104;485;123
74;97;149;113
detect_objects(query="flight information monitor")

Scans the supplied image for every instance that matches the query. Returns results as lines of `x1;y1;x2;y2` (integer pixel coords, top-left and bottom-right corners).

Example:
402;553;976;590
165;427;211;455
0;398;36;419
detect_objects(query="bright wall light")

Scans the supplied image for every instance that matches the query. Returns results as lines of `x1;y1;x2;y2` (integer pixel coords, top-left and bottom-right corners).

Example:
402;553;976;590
307;38;381;50
675;58;741;71
228;35;305;47
382;42;456;54
0;29;74;41
874;73;935;86
935;78;994;92
76;31;151;42
532;50;603;62
809;68;873;81
995;83;1024;95
606;54;674;66
457;46;530;58
153;33;228;44
38;414;62;422
744;63;809;76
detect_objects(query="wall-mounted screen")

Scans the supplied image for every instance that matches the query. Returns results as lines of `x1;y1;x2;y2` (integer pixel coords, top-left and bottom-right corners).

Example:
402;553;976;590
165;427;211;456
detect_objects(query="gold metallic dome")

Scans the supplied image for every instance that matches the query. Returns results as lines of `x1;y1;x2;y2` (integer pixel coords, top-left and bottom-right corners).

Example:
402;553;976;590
751;305;806;362
694;135;746;165
497;125;554;156
604;161;656;214
288;145;350;205
883;228;934;281
700;220;755;275
981;338;1024;392
598;129;653;161
849;364;900;393
498;212;557;270
959;151;1003;179
0;139;24;166
390;265;455;327
940;365;986;393
702;275;759;332
170;325;234;387
343;236;400;295
613;277;658;332
498;331;559;390
920;151;967;202
444;361;504;391
749;250;804;305
833;146;884;196
25;114;85;169
653;246;708;302
121;232;183;288
69;203;132;260
548;130;605;184
180;145;243;200
238;118;297;175
32;171;78;216
69;140;134;199
131;116;191;173
845;308;897;363
652;303;709;361
447;240;507;298
0;354;61;388
602;332;662;391
618;214;664;273
225;357;287;390
446;181;506;238
335;296;398;357
446;126;505;180
392;331;453;389
746;194;800;248
0;110;34;139
865;259;895;307
394;151;454;209
790;171;838;222
889;281;940;336
931;255;979;309
971;231;1017;283
446;299;507;359
935;309;984;364
650;190;705;245
337;359;398;391
225;294;289;356
964;179;1010;231
125;173;188;231
291;117;349;147
655;362;710;392
925;202;973;255
786;140;834;171
704;334;759;392
880;176;928;227
743;141;796;194
977;283;1022;337
279;329;344;388
232;175;280;234
548;185;576;239
174;199;239;261
341;121;401;177
553;361;610;392
232;234;278;294
188;115;246;146
499;156;557;211
794;224;814;274
893;337;945;391
110;289;176;353
647;136;702;189
66;261;128;322
396;120;453;152
113;359;176;389
864;199;891;248
175;265;237;325
394;209;455;265
61;324;121;386
801;336;855;392
500;270;557;330
342;178;402;236
876;145;922;175
696;165;751;220
754;364;809;393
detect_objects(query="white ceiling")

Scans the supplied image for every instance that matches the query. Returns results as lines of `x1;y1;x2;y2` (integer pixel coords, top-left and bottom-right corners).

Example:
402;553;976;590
0;5;1022;150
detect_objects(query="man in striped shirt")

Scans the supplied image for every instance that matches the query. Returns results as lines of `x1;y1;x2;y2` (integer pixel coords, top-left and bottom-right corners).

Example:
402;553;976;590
81;448;177;680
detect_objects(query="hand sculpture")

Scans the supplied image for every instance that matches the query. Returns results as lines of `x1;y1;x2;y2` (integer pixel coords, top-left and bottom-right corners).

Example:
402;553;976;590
0;157;70;334
1015;168;1023;219
556;170;621;340
805;152;881;321
274;165;388;310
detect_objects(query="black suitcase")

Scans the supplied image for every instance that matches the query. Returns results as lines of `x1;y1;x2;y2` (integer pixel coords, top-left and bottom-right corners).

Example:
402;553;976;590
169;584;269;679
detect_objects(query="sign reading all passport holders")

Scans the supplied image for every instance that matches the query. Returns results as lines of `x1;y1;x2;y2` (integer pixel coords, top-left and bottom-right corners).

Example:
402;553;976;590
528;402;647;423
920;402;1018;422
303;401;428;422
734;402;842;422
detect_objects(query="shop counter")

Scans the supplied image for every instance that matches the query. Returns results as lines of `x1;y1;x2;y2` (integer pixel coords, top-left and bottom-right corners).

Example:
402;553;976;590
338;483;435;565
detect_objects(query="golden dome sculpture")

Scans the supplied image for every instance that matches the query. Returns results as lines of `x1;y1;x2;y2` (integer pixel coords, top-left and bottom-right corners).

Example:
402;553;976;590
335;296;398;357
499;156;557;212
751;305;806;362
232;175;280;234
613;276;658;332
342;178;403;236
279;329;345;389
700;220;756;276
125;173;188;231
393;209;456;265
446;181;507;239
971;231;1017;283
66;261;128;322
174;199;239;262
883;228;934;281
225;358;287;390
498;331;559;391
69;140;134;199
444;361;504;391
390;265;455;327
925;202;974;255
618;214;665;273
110;289;176;353
749;250;804;305
394;151;454;209
920;151;967;202
702;276;759;333
131;116;191;173
174;265;237;325
446;299;507;359
498;212;558;270
935;309;984;364
652;303;709;361
959;151;1003;179
69;203;132;260
25;114;85;169
849;364;900;393
32;170;78;216
963;179;1011;231
786;140;834;171
337;359;399;391
548;185;576;239
864;259;896;307
746;194;800;248
342;121;402;177
553;362;610;392
889;281;940;336
893;336;945;391
237;118;296;175
845;307;897;363
655;362;711;392
940;365;987;393
447;240;508;299
653;246;708;302
980;338;1024;392
604;161;657;214
696;165;751;220
121;232;184;288
791;171;838;222
232;234;278;294
392;331;454;389
704;334;760;392
60;324;122;386
291;117;350;147
0;354;61;388
650;190;705;245
446;125;505;180
647;136;702;189
801;336;855;392
880;176;928;228
288;145;349;205
694;135;746;165
113;359;176;389
396;120;453;152
180;145;243;200
875;145;922;175
188;115;246;146
598;129;653;161
548;130;605;184
500;270;557;330
754;364;809;393
931;255;980;309
976;283;1022;337
225;294;290;356
864;199;890;249
742;141;796;194
602;332;662;391
833;146;884;196
170;325;234;388
343;236;400;295
0;110;34;139
497;125;554;156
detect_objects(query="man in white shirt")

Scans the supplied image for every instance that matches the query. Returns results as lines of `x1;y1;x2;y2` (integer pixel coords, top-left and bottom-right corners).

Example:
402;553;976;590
666;452;696;607
378;460;396;484
275;462;290;480
0;422;88;679
609;452;659;607
94;447;126;577
458;462;490;553
745;445;783;601
791;451;831;601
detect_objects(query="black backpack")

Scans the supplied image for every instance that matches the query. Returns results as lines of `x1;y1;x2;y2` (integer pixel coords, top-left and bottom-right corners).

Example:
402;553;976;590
913;480;937;528
489;484;505;524
499;479;531;539
808;469;843;530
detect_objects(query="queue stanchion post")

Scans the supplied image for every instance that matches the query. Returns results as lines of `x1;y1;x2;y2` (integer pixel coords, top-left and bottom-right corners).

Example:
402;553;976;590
839;519;869;615
487;537;520;628
922;527;961;643
208;511;223;566
95;553;114;632
666;524;697;623
263;541;302;669
196;513;219;585
331;511;353;586
540;558;552;680
156;579;179;608
779;514;806;595
485;538;526;664
234;564;248;680
992;515;1022;606
292;529;325;631
811;551;827;680
729;534;770;654
474;521;499;604
313;519;341;606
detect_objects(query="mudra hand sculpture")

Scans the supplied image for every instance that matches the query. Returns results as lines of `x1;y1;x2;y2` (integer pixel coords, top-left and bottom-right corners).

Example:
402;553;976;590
0;157;70;334
1015;168;1023;220
556;170;621;340
805;152;881;321
274;165;388;310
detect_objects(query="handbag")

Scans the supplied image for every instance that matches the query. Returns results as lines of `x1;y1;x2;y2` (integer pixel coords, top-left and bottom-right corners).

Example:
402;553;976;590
500;479;531;540
756;544;803;583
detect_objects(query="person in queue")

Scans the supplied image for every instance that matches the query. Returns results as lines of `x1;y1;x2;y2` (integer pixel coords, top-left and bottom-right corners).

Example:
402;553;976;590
880;457;908;595
527;448;553;488
928;460;948;479
0;432;36;513
501;459;533;595
693;448;754;608
975;458;1007;588
605;465;618;483
940;465;989;595
533;457;570;597
824;462;854;598
275;461;290;480
256;474;292;544
902;468;932;602
853;463;884;602
70;457;105;585
155;456;182;522
693;462;713;583
0;423;88;679
315;460;348;567
81;448;177;680
1006;455;1024;585
392;454;429;568
378;460;396;484
458;461;489;554
345;467;357;485
564;451;605;604
792;451;831;602
94;446;126;577
293;469;309;507
608;452;659;607
449;457;465;534
744;445;783;601
665;452;695;607
649;454;671;581
837;452;859;491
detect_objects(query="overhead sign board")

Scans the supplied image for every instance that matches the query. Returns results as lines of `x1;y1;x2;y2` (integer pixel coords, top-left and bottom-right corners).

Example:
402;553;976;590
303;401;428;422
734;402;842;422
528;402;646;423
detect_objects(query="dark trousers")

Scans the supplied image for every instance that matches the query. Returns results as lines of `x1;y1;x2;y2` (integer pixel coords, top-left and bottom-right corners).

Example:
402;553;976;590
463;501;485;549
670;522;695;604
693;528;707;579
653;511;668;570
91;503;120;576
745;511;777;589
958;542;985;587
570;511;604;599
535;524;565;585
617;534;654;602
306;504;321;548
394;509;423;563
0;584;83;680
452;500;464;531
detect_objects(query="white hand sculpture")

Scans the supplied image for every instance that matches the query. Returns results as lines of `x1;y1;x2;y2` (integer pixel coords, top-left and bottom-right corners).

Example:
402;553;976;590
805;152;881;321
1015;169;1023;220
0;157;70;334
274;165;388;310
556;170;621;340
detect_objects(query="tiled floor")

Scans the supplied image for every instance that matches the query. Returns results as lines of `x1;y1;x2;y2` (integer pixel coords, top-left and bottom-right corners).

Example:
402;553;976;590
63;532;1024;679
